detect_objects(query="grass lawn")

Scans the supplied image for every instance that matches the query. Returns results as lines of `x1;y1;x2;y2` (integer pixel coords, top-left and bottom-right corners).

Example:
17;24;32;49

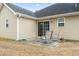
0;38;79;56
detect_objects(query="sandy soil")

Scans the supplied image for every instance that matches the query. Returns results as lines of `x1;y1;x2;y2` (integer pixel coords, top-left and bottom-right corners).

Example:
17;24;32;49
0;38;79;56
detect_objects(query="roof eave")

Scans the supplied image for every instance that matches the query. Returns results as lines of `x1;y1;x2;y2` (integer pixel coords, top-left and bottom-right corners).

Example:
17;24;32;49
16;12;38;20
3;3;79;20
4;3;37;20
4;3;17;15
38;11;79;20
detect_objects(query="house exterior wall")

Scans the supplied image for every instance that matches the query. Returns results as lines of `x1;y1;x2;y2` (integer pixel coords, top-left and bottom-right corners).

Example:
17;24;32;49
19;17;37;40
0;4;79;41
38;15;79;40
51;15;79;40
0;5;17;39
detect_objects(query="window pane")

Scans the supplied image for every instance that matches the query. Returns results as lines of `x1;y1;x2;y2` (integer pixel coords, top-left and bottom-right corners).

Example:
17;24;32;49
38;21;49;36
58;23;64;27
44;21;49;31
57;17;64;27
58;18;64;23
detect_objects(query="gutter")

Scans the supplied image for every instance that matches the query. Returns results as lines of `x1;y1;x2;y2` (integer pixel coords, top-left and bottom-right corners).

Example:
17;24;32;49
15;12;38;20
16;11;79;20
3;3;79;20
37;11;79;20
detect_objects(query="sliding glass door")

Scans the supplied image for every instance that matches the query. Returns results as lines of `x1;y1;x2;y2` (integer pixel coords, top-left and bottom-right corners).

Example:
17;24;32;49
38;21;49;36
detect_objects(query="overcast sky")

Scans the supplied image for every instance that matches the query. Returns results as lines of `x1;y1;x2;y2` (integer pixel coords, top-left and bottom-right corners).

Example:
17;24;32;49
14;3;53;12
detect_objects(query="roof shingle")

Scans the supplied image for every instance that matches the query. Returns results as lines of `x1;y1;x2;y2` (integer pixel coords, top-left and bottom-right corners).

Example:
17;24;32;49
35;3;79;17
6;3;36;17
6;3;79;18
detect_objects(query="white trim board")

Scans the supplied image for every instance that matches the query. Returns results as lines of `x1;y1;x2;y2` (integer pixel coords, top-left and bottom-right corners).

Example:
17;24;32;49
3;3;16;15
16;16;20;40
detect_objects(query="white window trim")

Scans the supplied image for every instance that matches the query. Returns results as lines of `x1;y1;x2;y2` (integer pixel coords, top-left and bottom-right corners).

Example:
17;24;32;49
57;17;65;28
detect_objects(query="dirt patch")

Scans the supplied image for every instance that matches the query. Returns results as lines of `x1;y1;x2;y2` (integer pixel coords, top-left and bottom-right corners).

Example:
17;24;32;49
0;38;79;55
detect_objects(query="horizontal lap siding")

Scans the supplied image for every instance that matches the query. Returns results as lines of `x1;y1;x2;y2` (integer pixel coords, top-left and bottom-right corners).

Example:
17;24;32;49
19;18;37;40
62;15;79;40
51;15;79;40
0;6;17;39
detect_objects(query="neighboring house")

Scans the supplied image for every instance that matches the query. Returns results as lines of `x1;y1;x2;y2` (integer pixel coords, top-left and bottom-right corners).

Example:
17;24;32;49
0;3;79;40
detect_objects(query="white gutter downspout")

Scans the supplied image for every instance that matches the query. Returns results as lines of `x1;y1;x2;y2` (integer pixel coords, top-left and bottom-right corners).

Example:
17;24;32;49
16;14;21;40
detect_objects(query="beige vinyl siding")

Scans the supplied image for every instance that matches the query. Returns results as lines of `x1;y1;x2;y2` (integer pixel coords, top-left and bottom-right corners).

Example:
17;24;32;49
62;15;79;40
51;15;79;40
19;17;37;40
0;5;17;39
38;15;79;40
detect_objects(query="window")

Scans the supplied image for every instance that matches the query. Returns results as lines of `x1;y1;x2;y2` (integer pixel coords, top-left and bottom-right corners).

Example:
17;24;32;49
44;21;49;31
6;19;9;28
57;17;65;27
38;21;49;36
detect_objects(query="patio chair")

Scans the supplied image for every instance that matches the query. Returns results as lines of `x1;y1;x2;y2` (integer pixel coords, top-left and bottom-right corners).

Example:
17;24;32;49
40;30;53;44
45;30;53;40
45;30;60;41
40;30;60;44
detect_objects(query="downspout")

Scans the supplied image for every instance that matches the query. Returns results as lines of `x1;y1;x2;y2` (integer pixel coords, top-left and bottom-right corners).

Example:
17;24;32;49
16;14;21;40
